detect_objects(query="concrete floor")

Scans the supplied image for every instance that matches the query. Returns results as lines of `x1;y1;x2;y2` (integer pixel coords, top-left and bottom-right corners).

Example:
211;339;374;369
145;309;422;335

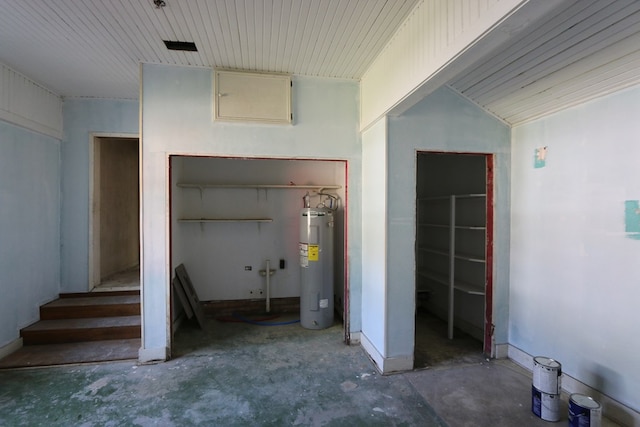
0;314;622;427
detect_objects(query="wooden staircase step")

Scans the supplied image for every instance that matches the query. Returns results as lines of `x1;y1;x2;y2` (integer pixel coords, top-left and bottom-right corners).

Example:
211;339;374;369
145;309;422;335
0;339;140;369
21;316;141;345
60;290;139;298
40;295;140;320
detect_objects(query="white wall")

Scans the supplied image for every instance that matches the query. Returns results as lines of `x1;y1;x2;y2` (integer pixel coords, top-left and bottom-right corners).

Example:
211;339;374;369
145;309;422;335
361;118;388;367
0;120;60;348
360;0;551;130
0;63;62;351
61;99;139;292
171;156;346;302
511;86;640;412
387;86;511;363
140;63;361;360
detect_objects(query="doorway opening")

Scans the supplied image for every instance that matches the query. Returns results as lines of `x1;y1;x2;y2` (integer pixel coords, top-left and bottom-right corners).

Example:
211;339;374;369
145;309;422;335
90;135;140;292
414;152;493;369
169;156;349;353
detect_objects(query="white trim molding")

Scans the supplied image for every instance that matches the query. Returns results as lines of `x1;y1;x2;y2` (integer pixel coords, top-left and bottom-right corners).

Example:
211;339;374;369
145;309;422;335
348;331;361;345
138;346;169;364
0;62;62;139
0;337;23;360
361;332;413;375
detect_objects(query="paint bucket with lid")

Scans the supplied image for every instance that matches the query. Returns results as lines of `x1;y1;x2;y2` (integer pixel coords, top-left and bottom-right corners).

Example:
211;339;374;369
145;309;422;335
531;385;561;422
533;356;562;394
568;394;601;427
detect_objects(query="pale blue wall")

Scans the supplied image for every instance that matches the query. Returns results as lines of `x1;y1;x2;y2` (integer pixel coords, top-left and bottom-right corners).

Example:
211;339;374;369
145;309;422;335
361;118;388;358
61;99;139;292
511;86;640;412
387;86;511;358
0;121;60;347
140;64;361;358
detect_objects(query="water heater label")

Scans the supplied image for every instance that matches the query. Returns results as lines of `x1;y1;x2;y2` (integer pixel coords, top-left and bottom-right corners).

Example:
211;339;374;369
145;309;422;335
319;299;329;308
308;245;319;261
299;243;308;267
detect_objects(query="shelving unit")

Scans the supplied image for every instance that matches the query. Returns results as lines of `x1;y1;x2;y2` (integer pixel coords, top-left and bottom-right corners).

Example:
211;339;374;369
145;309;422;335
176;183;341;223
177;183;341;191
416;194;486;339
178;218;273;223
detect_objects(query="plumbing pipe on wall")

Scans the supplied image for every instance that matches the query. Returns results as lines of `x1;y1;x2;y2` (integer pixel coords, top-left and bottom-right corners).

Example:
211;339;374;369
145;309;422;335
260;259;276;313
266;259;271;313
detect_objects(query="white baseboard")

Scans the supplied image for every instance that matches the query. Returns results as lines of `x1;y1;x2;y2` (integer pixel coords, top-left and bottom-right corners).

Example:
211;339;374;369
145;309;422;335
384;354;414;374
507;344;640;426
348;331;361;345
360;332;413;375
494;343;509;359
360;332;384;372
138;346;169;364
0;337;23;359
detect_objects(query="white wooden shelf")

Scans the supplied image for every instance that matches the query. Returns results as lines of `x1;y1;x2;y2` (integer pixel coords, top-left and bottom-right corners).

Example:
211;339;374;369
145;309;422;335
417;271;485;296
177;183;341;191
178;218;273;223
456;225;486;230
177;183;340;224
418;223;485;230
416;193;487;340
418;193;485;201
418;247;485;263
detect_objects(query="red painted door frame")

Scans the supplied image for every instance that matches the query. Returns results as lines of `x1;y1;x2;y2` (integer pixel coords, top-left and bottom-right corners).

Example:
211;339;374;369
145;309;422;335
415;151;494;356
484;154;494;355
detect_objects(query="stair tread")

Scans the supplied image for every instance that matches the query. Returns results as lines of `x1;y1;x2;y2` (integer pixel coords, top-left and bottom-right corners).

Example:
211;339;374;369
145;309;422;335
0;339;140;369
60;290;139;298
43;295;139;308
22;316;140;332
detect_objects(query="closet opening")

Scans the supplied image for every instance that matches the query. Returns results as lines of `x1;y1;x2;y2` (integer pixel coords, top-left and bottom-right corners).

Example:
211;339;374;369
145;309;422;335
89;135;140;292
414;152;493;369
169;156;349;353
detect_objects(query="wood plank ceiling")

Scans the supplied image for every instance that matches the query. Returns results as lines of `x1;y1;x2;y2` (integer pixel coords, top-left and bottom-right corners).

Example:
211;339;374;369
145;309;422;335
1;0;640;126
0;0;420;99
449;0;640;126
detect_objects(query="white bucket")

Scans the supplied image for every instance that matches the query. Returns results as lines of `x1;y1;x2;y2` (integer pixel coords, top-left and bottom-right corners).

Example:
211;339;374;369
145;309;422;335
531;385;561;422
568;394;601;427
533;356;562;394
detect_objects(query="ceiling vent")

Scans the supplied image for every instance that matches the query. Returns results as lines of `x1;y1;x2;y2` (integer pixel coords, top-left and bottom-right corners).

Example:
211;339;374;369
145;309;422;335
163;41;197;52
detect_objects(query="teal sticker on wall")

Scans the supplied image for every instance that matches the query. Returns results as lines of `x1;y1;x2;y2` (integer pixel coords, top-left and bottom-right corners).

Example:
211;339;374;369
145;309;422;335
625;200;640;240
534;146;547;168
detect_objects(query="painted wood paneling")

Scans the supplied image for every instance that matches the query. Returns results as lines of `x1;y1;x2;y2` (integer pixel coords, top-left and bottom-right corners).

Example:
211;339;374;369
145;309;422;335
450;0;640;125
360;0;525;130
0;120;61;348
0;63;62;139
0;0;419;99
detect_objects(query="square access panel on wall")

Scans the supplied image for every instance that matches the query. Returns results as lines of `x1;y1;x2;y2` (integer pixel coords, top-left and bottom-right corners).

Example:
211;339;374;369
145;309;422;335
214;70;292;124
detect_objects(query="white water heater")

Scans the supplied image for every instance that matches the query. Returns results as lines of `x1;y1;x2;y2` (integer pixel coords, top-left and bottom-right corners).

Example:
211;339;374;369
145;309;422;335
299;207;334;329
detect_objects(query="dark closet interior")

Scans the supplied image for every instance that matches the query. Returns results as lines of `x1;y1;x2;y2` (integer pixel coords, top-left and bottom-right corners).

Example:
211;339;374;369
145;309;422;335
414;152;490;369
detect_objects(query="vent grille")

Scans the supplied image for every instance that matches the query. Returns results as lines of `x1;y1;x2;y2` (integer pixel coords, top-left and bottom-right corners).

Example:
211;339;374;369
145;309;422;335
163;40;197;52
